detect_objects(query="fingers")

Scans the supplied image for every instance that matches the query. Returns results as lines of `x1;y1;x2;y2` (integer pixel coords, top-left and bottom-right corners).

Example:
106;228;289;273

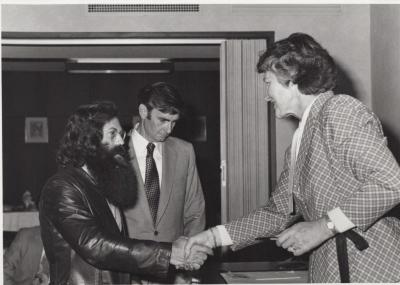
277;234;301;254
187;262;201;271
276;228;292;247
186;248;208;267
184;230;213;258
181;243;211;271
293;247;306;256
192;244;213;256
180;253;206;271
276;227;299;254
184;238;195;259
287;245;306;256
187;251;207;263
280;237;296;250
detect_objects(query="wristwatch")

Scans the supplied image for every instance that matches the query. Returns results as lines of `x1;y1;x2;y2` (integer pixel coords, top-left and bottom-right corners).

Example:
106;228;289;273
324;215;338;235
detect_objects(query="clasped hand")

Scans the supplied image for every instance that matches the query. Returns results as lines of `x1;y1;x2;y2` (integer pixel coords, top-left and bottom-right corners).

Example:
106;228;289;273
275;219;333;256
170;236;213;271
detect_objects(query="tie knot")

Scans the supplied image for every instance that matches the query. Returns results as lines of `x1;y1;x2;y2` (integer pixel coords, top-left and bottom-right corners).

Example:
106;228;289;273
147;143;156;155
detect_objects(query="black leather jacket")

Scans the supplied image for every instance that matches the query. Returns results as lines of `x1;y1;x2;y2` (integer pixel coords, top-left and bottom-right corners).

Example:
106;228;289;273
39;166;172;285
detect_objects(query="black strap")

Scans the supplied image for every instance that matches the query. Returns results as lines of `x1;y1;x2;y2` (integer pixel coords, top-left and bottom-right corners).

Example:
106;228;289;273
335;229;369;283
335;234;350;283
343;230;369;251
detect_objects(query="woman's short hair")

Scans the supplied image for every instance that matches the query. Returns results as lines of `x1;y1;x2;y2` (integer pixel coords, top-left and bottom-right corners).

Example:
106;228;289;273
257;33;337;94
138;82;184;115
56;101;118;167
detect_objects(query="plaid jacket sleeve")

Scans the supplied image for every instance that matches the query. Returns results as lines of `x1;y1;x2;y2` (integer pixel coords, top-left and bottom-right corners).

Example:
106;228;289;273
325;102;400;231
225;146;300;251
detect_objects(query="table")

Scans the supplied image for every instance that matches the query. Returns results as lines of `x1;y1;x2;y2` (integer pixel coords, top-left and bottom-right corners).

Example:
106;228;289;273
198;260;308;283
3;211;40;232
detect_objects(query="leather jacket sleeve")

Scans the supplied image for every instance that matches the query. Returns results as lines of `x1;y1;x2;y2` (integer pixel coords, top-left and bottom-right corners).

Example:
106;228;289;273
39;171;172;278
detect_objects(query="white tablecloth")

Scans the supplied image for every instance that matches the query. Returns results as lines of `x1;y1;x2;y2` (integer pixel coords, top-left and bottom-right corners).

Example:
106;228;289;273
3;211;40;231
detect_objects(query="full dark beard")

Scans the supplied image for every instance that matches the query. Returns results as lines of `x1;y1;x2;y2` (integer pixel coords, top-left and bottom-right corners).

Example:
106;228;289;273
86;145;138;209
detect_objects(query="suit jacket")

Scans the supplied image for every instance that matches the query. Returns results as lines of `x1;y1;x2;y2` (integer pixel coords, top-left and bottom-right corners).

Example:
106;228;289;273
225;92;400;282
125;136;205;242
3;226;43;285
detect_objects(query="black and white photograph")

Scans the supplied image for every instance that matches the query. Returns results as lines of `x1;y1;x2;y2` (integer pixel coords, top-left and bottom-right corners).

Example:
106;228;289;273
2;1;400;284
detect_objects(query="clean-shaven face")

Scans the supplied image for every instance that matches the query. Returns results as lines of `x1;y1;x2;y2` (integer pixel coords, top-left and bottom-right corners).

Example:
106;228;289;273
263;71;298;119
143;108;180;142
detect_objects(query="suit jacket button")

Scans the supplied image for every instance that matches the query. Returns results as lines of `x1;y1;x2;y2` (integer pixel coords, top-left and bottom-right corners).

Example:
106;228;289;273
154;231;158;236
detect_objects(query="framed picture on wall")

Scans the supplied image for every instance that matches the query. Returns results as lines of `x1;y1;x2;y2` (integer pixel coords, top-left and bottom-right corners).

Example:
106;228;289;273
25;117;49;143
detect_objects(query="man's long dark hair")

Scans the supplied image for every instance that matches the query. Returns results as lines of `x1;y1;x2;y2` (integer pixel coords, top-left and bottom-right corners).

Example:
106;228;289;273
56;101;137;208
57;101;118;167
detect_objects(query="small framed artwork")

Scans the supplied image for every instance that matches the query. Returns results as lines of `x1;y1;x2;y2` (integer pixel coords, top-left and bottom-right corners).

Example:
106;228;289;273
25;117;49;143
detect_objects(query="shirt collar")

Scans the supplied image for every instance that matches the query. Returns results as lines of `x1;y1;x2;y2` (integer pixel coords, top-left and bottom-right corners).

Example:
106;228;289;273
131;123;162;155
298;97;317;131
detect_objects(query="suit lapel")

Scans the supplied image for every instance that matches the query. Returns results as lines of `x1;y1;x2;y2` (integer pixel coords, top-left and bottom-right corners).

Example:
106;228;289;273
293;92;335;196
127;138;154;225
156;139;176;225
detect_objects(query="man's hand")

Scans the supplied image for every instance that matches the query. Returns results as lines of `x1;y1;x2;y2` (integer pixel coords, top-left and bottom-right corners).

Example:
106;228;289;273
184;229;215;259
171;236;212;271
276;218;334;256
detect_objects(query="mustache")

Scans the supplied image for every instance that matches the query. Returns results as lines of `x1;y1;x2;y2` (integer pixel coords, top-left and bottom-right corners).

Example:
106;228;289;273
113;154;129;168
101;145;130;167
107;145;126;157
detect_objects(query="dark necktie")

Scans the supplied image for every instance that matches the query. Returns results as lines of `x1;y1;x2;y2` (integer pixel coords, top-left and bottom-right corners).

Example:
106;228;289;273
144;143;160;224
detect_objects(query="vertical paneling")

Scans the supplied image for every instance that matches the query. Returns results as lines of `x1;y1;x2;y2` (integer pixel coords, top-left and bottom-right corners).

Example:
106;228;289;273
226;40;244;221
220;42;228;224
222;39;270;222
254;40;271;207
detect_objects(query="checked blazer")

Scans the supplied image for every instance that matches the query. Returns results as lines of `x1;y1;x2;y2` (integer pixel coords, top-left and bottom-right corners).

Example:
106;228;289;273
225;92;400;282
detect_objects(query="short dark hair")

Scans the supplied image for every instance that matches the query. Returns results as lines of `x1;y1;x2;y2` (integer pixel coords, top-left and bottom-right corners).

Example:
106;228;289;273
257;33;337;94
56;101;118;167
138;82;184;115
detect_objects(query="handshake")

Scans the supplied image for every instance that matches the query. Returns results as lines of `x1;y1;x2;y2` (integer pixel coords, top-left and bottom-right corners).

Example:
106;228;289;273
170;229;219;271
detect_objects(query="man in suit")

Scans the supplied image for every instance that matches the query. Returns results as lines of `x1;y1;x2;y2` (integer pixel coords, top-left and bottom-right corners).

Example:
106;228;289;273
185;33;400;282
3;226;49;285
39;101;210;285
124;82;206;283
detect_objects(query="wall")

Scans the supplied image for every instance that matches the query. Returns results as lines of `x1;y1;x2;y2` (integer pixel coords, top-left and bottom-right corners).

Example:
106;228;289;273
1;4;373;177
371;5;400;161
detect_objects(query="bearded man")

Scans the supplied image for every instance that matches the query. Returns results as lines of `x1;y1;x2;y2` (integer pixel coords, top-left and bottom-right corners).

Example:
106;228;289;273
39;101;211;285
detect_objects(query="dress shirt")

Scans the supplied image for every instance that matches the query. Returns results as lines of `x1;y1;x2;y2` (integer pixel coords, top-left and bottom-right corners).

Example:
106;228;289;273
217;97;354;247
131;124;163;186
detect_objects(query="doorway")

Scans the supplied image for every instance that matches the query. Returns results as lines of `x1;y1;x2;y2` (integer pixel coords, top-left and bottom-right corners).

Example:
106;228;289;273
2;42;222;229
2;31;275;229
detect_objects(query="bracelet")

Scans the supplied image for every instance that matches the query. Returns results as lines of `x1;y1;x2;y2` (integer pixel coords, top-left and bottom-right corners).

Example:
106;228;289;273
209;227;218;248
